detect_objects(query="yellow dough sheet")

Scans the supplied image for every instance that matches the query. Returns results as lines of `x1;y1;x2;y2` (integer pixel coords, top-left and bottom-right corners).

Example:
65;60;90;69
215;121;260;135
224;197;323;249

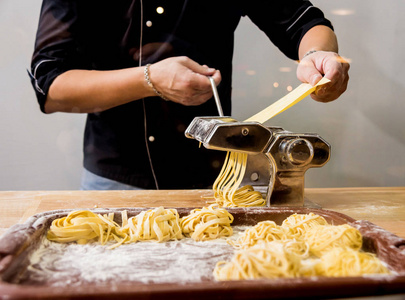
244;77;330;124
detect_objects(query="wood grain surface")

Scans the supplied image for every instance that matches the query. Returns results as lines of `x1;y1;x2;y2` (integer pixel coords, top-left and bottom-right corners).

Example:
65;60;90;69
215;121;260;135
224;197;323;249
1;187;404;238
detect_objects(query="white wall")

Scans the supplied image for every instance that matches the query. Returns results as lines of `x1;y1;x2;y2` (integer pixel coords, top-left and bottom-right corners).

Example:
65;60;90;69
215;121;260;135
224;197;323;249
0;0;85;190
232;0;405;188
0;1;404;190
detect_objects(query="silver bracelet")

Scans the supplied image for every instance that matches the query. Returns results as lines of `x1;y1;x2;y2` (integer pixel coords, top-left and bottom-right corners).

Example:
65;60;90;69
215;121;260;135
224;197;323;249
303;50;317;59
144;63;169;101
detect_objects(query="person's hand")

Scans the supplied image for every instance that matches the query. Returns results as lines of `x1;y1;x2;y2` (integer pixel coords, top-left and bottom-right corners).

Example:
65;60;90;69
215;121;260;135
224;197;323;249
147;56;221;106
296;51;350;102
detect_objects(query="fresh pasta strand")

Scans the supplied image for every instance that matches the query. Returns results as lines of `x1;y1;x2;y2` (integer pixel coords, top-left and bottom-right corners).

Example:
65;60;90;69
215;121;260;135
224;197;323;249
47;207;237;247
48;210;391;280
122;206;184;243
215;213;390;280
47;207;184;248
315;247;390;277
229;221;288;248
214;241;301;280
281;212;329;237
305;224;363;257
213;151;266;207
47;210;125;247
180;205;234;241
228;220;310;257
230;213;327;250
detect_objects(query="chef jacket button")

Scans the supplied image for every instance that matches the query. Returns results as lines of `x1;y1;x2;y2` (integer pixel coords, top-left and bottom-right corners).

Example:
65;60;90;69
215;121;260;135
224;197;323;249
146;20;152;27
148;136;155;142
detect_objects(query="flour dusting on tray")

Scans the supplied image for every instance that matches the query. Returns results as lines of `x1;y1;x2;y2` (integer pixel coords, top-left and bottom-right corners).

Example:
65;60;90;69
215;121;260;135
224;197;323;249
18;227;248;286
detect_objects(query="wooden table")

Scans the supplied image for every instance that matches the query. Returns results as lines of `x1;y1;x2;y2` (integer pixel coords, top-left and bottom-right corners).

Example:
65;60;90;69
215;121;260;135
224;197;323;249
1;187;404;238
0;187;404;300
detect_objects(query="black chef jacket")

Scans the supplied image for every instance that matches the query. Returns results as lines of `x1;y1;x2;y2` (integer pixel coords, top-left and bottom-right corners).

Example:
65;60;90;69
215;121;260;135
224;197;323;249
29;0;333;189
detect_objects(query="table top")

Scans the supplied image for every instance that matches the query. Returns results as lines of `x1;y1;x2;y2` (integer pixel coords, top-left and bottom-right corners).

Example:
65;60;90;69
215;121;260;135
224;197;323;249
1;187;404;300
1;187;404;238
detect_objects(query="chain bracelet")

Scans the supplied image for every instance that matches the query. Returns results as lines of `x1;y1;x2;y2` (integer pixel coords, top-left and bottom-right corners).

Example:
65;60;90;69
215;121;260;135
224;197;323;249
144;64;169;101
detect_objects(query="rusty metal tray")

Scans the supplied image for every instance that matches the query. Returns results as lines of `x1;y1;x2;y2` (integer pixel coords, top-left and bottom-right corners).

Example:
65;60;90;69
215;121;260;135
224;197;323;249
1;207;405;299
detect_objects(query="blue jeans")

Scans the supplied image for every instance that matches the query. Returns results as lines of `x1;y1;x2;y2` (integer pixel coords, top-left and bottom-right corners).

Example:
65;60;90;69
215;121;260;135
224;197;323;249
80;169;143;190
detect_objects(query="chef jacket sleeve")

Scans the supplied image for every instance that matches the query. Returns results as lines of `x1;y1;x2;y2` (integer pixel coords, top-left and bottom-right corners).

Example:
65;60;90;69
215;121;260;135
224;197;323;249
28;0;88;113
241;0;334;60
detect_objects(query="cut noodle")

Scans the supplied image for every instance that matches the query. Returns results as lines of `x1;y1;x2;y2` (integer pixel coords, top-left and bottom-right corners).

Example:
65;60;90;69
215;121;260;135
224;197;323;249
180;205;233;241
305;224;363;257
47;206;234;247
215;213;390;280
47;210;125;248
213;151;265;207
214;241;301;280
316;247;389;277
47;210;390;279
122;207;183;243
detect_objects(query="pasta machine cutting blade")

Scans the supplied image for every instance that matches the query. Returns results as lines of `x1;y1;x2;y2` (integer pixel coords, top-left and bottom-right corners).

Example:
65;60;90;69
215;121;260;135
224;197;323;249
185;116;331;207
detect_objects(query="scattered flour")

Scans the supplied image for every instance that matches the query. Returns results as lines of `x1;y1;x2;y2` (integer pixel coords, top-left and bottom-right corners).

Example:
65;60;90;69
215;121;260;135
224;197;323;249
17;226;250;286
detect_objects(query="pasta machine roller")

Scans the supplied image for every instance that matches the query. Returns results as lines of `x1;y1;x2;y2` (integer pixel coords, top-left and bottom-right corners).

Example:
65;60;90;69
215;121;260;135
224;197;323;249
185;117;331;207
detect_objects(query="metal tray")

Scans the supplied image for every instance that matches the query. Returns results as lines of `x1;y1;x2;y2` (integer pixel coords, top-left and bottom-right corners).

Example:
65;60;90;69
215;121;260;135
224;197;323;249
0;207;404;299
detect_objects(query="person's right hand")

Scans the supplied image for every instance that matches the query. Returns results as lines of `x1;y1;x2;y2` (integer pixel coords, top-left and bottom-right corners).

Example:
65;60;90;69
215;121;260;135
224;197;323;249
147;56;221;106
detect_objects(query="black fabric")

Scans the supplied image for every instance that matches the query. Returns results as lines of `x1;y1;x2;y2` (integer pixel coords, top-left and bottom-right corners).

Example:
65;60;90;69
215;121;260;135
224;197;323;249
29;0;333;189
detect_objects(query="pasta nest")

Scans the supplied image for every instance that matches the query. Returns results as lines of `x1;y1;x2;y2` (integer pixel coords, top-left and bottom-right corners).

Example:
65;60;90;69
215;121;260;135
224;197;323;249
281;212;329;237
47;210;123;246
214;241;302;280
315;247;390;277
305;224;363;257
122;207;184;243
180;205;234;241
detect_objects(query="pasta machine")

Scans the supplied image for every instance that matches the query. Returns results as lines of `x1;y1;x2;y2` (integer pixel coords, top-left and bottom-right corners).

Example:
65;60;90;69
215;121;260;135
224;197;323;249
185;117;331;207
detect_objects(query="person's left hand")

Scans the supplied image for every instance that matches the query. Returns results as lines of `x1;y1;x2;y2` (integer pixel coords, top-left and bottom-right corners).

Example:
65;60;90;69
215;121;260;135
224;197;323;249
296;51;350;102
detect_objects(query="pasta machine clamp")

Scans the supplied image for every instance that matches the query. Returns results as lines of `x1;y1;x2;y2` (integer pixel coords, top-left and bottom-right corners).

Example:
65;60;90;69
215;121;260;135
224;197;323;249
185;117;331;207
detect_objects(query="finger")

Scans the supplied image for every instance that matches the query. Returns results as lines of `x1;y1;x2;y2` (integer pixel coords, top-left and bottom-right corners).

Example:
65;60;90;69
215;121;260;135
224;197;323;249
322;54;350;84
210;69;222;86
181;57;216;76
201;64;217;76
185;71;222;106
297;59;323;86
179;89;213;106
312;74;348;103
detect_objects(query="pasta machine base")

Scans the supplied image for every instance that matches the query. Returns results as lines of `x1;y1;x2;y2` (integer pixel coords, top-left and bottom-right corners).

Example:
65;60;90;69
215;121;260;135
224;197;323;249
185;117;331;207
0;207;405;300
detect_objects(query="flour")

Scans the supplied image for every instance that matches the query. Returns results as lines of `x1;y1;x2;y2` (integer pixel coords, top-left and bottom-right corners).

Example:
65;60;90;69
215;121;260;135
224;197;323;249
17;226;250;287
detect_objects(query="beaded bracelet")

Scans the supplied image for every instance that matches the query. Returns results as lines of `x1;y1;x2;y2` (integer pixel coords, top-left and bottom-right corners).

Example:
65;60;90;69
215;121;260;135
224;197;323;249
144;64;169;101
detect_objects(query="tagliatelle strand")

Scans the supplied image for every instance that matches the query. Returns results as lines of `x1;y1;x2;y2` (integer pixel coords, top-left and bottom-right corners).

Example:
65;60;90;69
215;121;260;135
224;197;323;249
214;241;302;280
46;210;125;247
180;205;234;241
121;207;184;243
47;210;390;278
304;224;363;257
314;247;390;277
47;206;236;247
215;213;390;280
213;152;266;207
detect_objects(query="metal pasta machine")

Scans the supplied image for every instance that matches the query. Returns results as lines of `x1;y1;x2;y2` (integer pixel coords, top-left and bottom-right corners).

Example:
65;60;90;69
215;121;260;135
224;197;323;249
185;117;331;207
